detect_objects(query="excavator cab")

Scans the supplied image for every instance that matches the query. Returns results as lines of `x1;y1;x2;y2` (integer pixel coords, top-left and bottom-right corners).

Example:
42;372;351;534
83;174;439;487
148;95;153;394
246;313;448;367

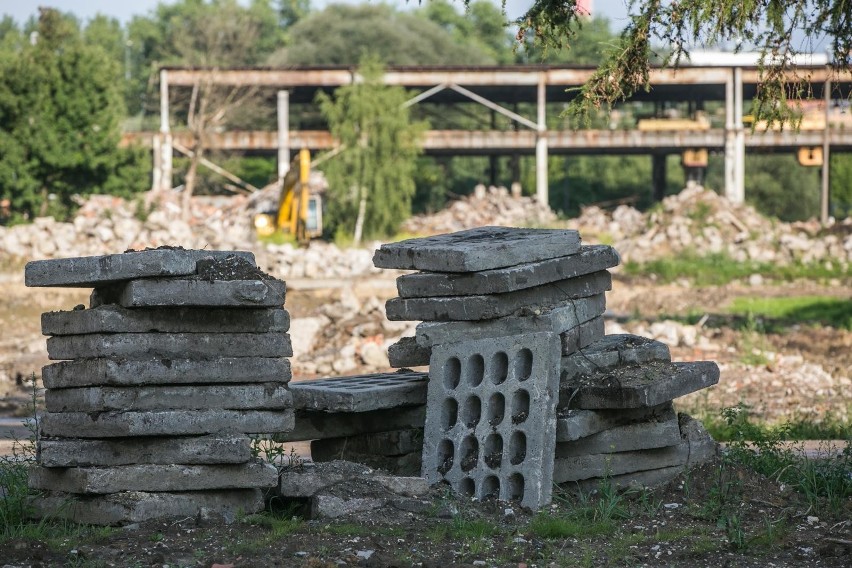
254;148;323;243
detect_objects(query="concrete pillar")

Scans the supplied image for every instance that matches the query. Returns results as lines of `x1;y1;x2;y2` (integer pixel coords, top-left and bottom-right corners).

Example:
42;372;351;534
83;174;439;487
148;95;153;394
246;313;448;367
733;67;745;203
652;154;667;201
277;90;290;179
724;70;737;201
152;134;161;192
821;77;831;223
535;76;548;207
158;69;173;192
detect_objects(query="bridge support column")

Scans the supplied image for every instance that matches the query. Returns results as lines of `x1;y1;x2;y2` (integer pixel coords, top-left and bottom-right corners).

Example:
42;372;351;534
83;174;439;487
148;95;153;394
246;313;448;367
724;67;745;203
821;77;831;223
278;90;290;180
536;76;548;207
652;154;667;201
157;69;173;193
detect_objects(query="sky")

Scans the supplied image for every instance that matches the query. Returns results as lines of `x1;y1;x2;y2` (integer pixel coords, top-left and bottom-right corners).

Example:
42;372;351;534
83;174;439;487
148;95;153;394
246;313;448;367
0;0;633;28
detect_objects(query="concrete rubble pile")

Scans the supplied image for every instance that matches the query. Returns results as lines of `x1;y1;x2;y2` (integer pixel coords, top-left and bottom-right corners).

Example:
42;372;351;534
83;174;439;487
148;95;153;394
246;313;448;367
299;227;720;510
24;248;294;525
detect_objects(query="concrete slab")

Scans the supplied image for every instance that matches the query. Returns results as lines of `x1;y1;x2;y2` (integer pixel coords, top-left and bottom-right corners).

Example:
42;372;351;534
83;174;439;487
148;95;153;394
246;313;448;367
310;429;423;459
25;249;255;288
560;360;721;409
423;332;561;510
386;271;611;321
396;245;619;297
39;409;294;438
37;435;252;467
555;403;673;442
45;384;293;413
30;489;264;525
416;294;605;347
42;305;290;336
560;334;671;382
555;409;680;457
373;226;581;272
568;465;686;493
42;357;291;389
388;336;431;368
678;413;719;466
290;371;428;413
91;277;286;308
46;332;293;360
276;406;426;442
553;442;689;483
561;316;605;355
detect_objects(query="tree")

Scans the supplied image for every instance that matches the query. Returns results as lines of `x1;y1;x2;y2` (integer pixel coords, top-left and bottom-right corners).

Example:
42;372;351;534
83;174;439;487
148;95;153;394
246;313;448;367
0;8;148;221
515;0;852;121
418;0;515;64
317;58;425;244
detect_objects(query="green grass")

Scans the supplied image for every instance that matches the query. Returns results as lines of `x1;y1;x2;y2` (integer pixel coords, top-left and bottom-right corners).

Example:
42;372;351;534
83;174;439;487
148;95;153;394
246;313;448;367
624;251;850;286
701;408;852;441
529;514;615;539
727;296;852;330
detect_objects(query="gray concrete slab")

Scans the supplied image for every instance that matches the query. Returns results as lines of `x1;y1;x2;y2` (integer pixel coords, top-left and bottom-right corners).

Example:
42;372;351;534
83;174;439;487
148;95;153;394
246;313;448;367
290;371;428;413
678;413;719;466
30;489;264;525
555;404;673;442
397;245;619;297
45;384;293;412
561;316;605;355
39;409;294;438
388;337;431;368
553;442;689;483
423;332;561;510
387;271;611;322
373;226;581;273
560;334;671;382
416;294;606;347
561;360;721;409
310;429;423;460
37;435;252;467
42;305;290;336
29;461;277;494
42;357;291;389
91;277;286;308
568;465;685;493
555;409;680;457
46;332;292;360
25;249;255;288
275;406;426;442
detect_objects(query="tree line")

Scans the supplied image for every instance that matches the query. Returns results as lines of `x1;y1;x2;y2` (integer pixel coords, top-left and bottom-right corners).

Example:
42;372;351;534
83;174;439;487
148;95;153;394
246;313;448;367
1;0;850;235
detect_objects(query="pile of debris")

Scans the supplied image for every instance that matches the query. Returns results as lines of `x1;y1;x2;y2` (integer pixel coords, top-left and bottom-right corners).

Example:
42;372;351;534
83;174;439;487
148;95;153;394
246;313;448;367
572;184;852;267
400;185;556;235
25;248;294;525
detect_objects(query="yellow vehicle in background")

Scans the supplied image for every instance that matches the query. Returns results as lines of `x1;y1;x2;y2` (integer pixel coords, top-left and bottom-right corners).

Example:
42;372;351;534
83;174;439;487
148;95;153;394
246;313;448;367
254;148;323;243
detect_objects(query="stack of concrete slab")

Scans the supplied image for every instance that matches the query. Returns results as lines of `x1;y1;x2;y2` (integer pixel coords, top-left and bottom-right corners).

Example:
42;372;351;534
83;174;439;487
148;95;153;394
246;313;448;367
24;248;294;525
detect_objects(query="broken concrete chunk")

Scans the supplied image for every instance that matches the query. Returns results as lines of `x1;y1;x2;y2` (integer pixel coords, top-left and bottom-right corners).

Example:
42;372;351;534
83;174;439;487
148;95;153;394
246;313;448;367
387;271;611;322
678;413;719;466
24;249;255;288
42;305;290;336
388;336;431;368
373;226;580;272
396;244;619;297
37;436;252;467
91;277;286;308
560;333;671;382
289;371;428;413
46;332;292;360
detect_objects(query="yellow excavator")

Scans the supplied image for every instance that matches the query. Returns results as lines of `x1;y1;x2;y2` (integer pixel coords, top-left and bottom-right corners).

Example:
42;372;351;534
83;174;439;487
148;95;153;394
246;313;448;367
253;148;323;243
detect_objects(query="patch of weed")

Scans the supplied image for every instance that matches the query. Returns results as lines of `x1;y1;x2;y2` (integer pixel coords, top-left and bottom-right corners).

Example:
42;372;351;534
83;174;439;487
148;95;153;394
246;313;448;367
727;295;852;330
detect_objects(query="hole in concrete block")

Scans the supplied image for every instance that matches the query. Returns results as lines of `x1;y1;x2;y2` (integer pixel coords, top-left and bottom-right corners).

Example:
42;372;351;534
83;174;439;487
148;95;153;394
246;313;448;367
509;431;527;465
514;348;533;381
459;477;475;496
460;435;479;472
482;475;500;498
487;392;505;426
441;398;458;430
443;357;461;390
490;351;509;384
466;354;485;386
508;473;524;501
437;438;454;475
462;395;481;428
484;433;503;469
511;389;530;424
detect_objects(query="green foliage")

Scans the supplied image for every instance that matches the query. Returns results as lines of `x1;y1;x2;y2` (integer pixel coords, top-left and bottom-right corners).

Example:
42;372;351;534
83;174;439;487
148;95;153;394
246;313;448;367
702;405;851;442
829;152;852;218
727;296;852;330
317;58;425;243
0;9;148;221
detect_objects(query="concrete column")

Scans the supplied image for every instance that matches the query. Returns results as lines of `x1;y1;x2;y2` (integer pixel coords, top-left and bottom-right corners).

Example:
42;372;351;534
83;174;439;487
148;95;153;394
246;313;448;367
152;134;162;192
821;77;831;223
535;75;548;207
158;69;173;192
724;69;736;201
733;67;745;203
652;154;667;201
277;90;290;179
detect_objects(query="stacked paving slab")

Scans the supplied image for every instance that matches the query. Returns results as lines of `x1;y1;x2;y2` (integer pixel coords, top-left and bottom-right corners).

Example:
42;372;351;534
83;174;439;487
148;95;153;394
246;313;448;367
24;249;294;525
373;226;720;509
